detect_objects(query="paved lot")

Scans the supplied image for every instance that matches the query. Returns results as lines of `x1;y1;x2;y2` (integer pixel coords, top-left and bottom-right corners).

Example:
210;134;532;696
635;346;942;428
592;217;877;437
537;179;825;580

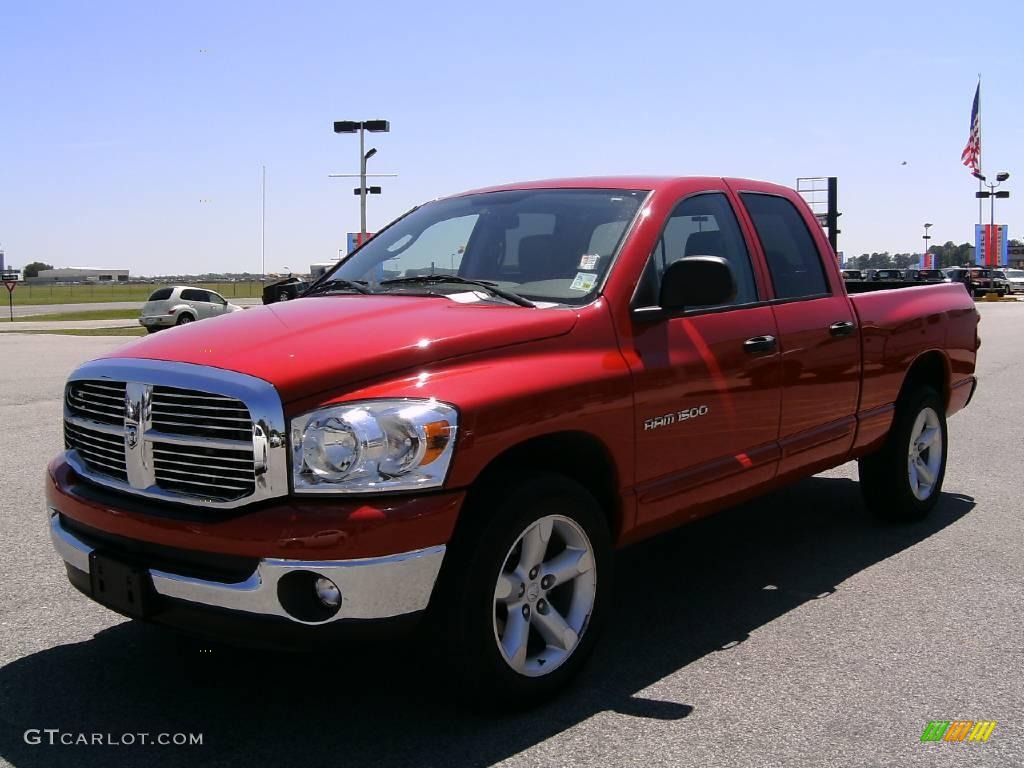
0;305;1021;768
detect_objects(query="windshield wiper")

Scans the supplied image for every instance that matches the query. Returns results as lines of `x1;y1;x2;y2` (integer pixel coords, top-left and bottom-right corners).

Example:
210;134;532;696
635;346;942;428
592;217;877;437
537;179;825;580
303;279;371;296
377;275;535;308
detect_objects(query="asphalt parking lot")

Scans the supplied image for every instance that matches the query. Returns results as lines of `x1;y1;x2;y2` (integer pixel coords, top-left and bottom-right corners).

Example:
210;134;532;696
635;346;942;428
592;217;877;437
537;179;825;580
0;304;1021;768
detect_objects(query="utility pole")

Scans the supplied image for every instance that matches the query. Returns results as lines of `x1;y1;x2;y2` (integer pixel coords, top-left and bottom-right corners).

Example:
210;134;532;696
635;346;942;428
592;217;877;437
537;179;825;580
331;120;395;247
974;172;1011;266
261;165;266;278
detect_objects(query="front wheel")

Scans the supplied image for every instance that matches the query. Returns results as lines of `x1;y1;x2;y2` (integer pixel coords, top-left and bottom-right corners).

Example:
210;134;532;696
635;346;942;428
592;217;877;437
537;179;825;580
440;473;610;709
859;386;948;522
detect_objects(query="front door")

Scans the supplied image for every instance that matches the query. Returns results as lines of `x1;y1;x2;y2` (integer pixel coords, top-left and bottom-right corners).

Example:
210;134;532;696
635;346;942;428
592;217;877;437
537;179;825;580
628;191;782;535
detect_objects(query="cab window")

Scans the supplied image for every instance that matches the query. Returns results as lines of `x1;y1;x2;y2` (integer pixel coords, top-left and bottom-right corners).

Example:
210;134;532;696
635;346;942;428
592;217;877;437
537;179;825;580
635;192;758;309
741;193;830;300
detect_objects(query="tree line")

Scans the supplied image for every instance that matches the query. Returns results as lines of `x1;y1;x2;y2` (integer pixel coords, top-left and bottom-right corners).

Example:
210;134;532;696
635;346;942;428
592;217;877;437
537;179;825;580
849;239;1023;270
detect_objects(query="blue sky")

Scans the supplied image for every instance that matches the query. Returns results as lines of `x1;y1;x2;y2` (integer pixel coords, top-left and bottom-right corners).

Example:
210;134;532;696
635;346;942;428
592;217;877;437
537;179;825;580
2;0;1022;274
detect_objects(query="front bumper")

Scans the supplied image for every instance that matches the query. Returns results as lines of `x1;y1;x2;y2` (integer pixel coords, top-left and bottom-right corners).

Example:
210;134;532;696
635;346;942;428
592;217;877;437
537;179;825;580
47;457;463;643
51;511;444;624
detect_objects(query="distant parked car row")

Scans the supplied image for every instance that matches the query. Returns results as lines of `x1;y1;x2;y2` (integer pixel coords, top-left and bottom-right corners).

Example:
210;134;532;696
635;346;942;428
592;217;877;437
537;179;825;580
841;268;945;283
841;266;1019;297
139;286;243;332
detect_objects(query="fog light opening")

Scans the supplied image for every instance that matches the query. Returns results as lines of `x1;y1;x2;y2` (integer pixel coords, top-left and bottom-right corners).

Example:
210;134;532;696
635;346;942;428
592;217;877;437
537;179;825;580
276;570;342;622
315;576;342;608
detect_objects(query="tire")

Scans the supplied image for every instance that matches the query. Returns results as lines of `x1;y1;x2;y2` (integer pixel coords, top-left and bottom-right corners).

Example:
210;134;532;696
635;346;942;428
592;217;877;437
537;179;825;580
175;314;194;326
277;290;291;302
858;386;947;522
438;472;611;709
145;327;160;334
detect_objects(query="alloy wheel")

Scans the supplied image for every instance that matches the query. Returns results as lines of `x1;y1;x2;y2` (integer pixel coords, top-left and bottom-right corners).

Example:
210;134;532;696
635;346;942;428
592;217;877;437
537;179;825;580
492;514;597;677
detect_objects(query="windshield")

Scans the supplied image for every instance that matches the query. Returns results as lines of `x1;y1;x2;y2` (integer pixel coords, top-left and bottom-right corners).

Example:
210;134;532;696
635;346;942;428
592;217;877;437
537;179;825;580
1006;270;1024;278
323;189;648;305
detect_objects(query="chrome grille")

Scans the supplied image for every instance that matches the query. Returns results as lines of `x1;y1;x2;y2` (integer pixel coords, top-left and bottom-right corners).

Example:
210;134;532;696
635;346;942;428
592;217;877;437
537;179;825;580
64;377;260;505
66;380;126;425
153;442;255;498
64;421;128;482
150;386;254;442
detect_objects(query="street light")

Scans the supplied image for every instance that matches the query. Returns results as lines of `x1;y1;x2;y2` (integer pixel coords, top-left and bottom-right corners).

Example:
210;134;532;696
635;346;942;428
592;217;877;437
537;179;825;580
975;171;1011;266
922;223;932;266
332;119;392;242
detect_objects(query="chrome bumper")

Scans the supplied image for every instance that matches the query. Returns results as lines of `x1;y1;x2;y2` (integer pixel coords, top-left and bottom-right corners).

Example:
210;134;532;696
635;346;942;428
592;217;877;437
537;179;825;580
49;511;445;625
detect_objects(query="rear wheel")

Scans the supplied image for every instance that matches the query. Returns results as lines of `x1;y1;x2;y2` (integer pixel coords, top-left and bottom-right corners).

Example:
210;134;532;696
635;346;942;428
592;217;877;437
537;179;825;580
175;314;193;326
440;473;610;709
145;327;160;334
859;386;947;522
277;289;291;302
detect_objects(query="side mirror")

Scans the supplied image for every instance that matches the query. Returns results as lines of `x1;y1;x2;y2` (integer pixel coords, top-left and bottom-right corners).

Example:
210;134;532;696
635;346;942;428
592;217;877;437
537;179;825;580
659;256;736;311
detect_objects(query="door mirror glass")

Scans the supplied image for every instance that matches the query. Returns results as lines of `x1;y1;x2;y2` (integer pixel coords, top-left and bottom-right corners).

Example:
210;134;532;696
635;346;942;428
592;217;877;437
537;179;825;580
659;256;736;311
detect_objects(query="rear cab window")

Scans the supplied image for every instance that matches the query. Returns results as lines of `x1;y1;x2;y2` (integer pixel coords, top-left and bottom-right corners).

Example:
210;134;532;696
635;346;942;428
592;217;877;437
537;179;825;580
740;193;830;300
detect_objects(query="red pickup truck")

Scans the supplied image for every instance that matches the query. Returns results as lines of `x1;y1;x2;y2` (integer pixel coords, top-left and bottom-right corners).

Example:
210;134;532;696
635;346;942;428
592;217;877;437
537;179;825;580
48;177;978;706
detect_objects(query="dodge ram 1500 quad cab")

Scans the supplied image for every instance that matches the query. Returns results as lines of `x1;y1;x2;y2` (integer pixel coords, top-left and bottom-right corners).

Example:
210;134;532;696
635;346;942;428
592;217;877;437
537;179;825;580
48;177;978;706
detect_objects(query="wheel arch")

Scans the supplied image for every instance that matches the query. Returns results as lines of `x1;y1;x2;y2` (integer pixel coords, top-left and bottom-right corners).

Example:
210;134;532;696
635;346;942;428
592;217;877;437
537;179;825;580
897;350;951;410
461;430;623;541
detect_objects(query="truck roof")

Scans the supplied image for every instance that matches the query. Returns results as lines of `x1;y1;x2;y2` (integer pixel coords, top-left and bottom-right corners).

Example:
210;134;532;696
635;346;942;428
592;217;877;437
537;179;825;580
458;176;791;196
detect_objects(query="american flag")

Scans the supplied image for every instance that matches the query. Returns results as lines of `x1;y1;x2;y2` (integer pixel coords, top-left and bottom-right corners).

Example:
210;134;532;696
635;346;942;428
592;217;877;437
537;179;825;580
961;82;981;173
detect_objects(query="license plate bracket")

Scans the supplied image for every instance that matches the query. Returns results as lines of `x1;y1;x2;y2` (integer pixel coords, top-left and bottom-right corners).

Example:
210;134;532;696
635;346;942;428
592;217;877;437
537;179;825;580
89;552;153;619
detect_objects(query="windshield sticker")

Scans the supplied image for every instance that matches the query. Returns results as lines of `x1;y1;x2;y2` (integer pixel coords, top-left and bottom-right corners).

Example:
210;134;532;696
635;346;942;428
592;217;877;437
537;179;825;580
579;253;600;270
570;272;597;292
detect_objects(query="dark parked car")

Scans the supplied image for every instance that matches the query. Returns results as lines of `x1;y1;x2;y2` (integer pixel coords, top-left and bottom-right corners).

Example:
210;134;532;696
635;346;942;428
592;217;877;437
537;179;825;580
262;276;311;304
906;269;945;283
841;269;864;281
945;267;1005;298
868;269;904;282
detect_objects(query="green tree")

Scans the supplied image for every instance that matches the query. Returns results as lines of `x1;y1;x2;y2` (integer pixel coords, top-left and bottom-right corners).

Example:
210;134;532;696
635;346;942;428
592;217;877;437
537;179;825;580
21;261;53;278
894;253;917;269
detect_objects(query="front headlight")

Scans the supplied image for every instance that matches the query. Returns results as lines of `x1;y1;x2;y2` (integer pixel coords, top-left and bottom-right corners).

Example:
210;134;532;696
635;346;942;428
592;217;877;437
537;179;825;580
290;399;458;494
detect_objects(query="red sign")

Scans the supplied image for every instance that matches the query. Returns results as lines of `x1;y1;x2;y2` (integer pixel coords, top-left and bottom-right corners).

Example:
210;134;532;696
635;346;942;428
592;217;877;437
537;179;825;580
3;281;16;293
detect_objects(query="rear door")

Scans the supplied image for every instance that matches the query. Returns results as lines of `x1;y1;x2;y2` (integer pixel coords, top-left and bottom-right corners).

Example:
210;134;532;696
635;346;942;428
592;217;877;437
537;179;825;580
179;288;206;318
734;188;861;478
629;189;781;531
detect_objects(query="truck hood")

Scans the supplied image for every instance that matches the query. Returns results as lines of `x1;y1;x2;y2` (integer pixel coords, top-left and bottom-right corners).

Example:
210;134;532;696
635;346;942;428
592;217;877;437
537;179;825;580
107;295;578;402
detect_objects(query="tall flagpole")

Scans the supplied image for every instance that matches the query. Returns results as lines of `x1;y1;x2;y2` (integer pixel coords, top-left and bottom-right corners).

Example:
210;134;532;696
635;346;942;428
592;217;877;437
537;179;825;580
977;76;983;233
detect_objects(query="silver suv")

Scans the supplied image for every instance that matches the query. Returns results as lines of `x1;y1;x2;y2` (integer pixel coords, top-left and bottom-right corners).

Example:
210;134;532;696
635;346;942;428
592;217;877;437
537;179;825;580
139;286;242;333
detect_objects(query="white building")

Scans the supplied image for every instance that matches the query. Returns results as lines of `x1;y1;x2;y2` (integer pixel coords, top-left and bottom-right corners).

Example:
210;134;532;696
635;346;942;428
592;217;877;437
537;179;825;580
30;267;129;284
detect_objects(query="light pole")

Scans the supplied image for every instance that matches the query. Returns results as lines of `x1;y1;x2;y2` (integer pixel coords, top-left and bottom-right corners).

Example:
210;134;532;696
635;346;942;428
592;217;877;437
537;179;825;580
974;171;1011;266
922;223;932;267
332;120;392;243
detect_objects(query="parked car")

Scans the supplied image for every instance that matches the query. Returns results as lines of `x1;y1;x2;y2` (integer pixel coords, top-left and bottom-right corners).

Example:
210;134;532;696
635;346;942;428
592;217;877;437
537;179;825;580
991;270;1011;295
841;269;863;281
138;286;242;332
869;269;904;281
49;176;979;707
262;276;311;304
906;269;945;283
945;267;1005;297
1001;268;1024;294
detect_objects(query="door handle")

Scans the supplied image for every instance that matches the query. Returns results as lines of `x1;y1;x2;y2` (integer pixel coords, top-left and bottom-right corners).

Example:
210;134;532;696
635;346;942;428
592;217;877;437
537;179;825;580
829;321;856;337
743;335;777;354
